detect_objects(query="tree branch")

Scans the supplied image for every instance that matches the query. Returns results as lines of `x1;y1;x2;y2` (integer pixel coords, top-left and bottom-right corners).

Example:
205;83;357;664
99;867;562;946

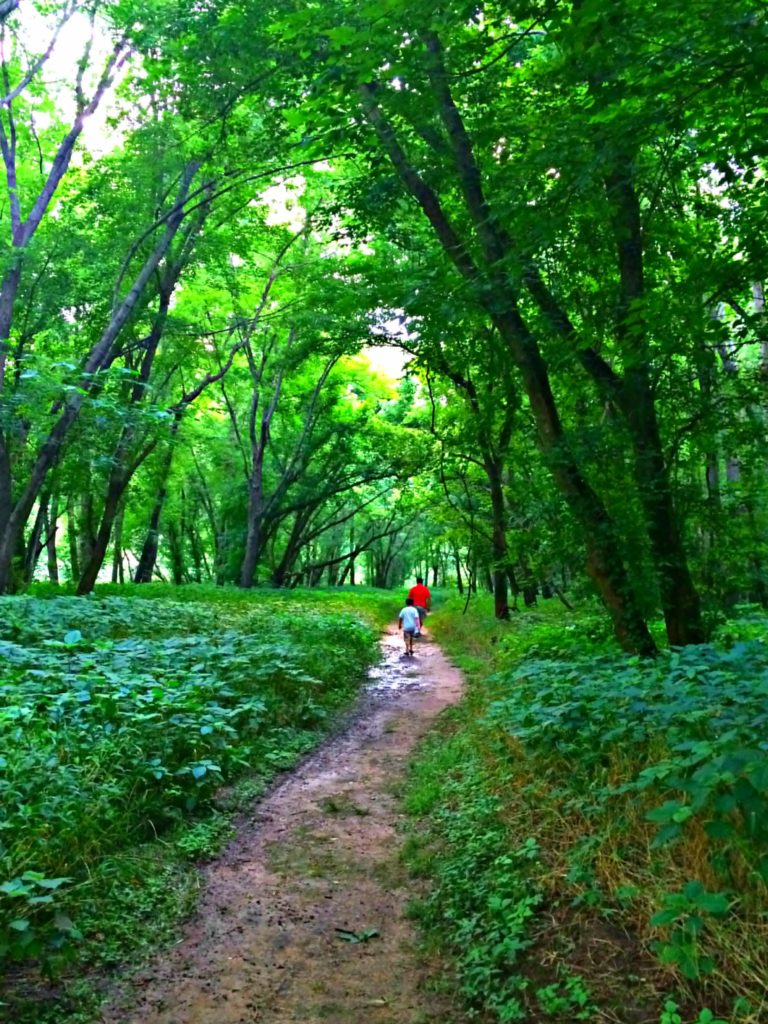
359;81;480;284
0;1;76;107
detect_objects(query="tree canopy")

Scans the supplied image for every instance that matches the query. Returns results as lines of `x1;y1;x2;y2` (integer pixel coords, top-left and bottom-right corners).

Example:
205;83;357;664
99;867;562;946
0;0;765;654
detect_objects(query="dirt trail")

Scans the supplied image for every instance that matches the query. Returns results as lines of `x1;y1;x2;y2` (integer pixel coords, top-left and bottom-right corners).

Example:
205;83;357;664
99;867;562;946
102;627;463;1024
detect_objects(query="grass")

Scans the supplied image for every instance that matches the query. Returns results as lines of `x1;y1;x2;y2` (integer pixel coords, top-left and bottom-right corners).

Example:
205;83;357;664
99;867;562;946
0;584;394;1023
402;592;768;1024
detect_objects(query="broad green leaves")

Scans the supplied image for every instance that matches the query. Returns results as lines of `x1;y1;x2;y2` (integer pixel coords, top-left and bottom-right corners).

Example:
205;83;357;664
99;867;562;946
0;591;380;973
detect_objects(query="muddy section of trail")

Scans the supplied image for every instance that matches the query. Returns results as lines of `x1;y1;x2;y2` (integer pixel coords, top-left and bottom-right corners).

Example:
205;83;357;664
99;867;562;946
102;627;463;1024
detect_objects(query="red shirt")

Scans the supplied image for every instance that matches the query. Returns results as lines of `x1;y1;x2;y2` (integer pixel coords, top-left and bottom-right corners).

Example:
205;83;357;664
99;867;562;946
408;583;431;608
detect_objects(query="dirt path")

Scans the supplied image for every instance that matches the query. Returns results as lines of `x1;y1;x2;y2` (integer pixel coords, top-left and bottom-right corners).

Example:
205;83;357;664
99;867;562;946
102;626;463;1024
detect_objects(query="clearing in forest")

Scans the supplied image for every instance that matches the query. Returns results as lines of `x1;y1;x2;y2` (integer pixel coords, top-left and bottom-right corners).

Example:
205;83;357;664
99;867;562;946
103;626;462;1024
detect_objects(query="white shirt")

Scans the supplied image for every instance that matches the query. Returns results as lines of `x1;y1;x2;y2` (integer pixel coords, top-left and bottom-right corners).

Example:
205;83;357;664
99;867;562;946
399;606;420;631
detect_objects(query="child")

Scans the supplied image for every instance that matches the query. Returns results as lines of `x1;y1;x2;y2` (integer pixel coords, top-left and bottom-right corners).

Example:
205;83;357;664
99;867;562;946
398;596;421;656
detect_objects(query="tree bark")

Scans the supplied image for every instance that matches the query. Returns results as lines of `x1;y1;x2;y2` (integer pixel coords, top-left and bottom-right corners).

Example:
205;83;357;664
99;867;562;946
111;507;124;584
77;489;97;583
22;493;48;583
134;417;182;584
239;345;336;588
453;544;464;595
134;496;164;584
45;490;59;584
189;522;204;583
495;312;655;651
604;163;704;644
167;519;185;585
485;455;510;620
66;496;79;582
77;470;128;594
76;200;211;594
239;355;285;588
272;509;313;587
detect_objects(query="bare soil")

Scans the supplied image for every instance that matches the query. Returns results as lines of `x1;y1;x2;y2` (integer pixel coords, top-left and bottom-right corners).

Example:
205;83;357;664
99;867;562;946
101;626;463;1024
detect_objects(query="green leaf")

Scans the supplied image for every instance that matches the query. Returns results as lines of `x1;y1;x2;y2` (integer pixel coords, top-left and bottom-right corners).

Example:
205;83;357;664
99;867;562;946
334;927;380;943
34;877;71;891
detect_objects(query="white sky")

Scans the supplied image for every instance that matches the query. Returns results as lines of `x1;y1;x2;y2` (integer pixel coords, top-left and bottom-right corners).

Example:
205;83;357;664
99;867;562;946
16;4;125;153
362;345;407;379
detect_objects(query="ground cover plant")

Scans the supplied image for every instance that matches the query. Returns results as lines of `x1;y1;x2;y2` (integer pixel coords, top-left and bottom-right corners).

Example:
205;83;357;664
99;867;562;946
2;0;767;1018
403;596;767;1023
0;586;390;1021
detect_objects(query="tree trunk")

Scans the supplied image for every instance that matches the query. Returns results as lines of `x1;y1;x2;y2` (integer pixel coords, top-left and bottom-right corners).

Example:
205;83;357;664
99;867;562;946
0;432;12;541
189;523;204;583
453;544;464;595
348;526;356;584
240;471;264;588
77;489;97;583
76;471;127;595
22;494;48;583
111;507;124;584
494;314;655;653
239;372;278;589
603;164;704;645
517;553;536;607
167;521;185;585
67;496;79;582
134;495;163;584
215;517;229;586
45;490;59;584
617;375;704;644
506;565;520;611
747;504;768;607
134;419;181;583
485;455;510;620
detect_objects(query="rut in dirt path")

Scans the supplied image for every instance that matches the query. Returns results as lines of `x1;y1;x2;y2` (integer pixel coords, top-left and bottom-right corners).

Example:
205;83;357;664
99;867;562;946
102;627;463;1024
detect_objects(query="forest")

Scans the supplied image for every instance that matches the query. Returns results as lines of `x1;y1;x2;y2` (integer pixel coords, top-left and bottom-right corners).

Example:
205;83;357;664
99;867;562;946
1;0;767;1022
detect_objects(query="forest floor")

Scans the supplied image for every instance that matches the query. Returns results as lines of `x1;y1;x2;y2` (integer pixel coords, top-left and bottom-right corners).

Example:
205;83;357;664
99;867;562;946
100;625;463;1024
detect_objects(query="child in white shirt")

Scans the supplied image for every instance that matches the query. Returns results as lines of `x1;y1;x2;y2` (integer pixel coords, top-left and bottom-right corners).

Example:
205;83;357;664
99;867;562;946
398;597;421;655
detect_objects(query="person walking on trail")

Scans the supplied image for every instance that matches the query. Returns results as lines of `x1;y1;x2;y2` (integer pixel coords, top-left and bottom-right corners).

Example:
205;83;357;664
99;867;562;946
398;597;421;656
408;576;432;627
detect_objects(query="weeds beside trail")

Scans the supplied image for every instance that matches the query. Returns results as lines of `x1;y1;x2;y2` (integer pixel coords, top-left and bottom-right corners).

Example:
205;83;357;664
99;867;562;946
403;595;768;1024
0;585;392;1023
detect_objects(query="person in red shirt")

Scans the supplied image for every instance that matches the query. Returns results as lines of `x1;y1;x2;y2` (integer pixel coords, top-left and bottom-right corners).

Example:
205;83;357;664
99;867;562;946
408;577;432;626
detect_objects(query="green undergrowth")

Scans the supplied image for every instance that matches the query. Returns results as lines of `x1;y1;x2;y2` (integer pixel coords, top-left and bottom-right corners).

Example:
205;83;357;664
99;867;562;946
0;585;392;1022
403;595;768;1024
